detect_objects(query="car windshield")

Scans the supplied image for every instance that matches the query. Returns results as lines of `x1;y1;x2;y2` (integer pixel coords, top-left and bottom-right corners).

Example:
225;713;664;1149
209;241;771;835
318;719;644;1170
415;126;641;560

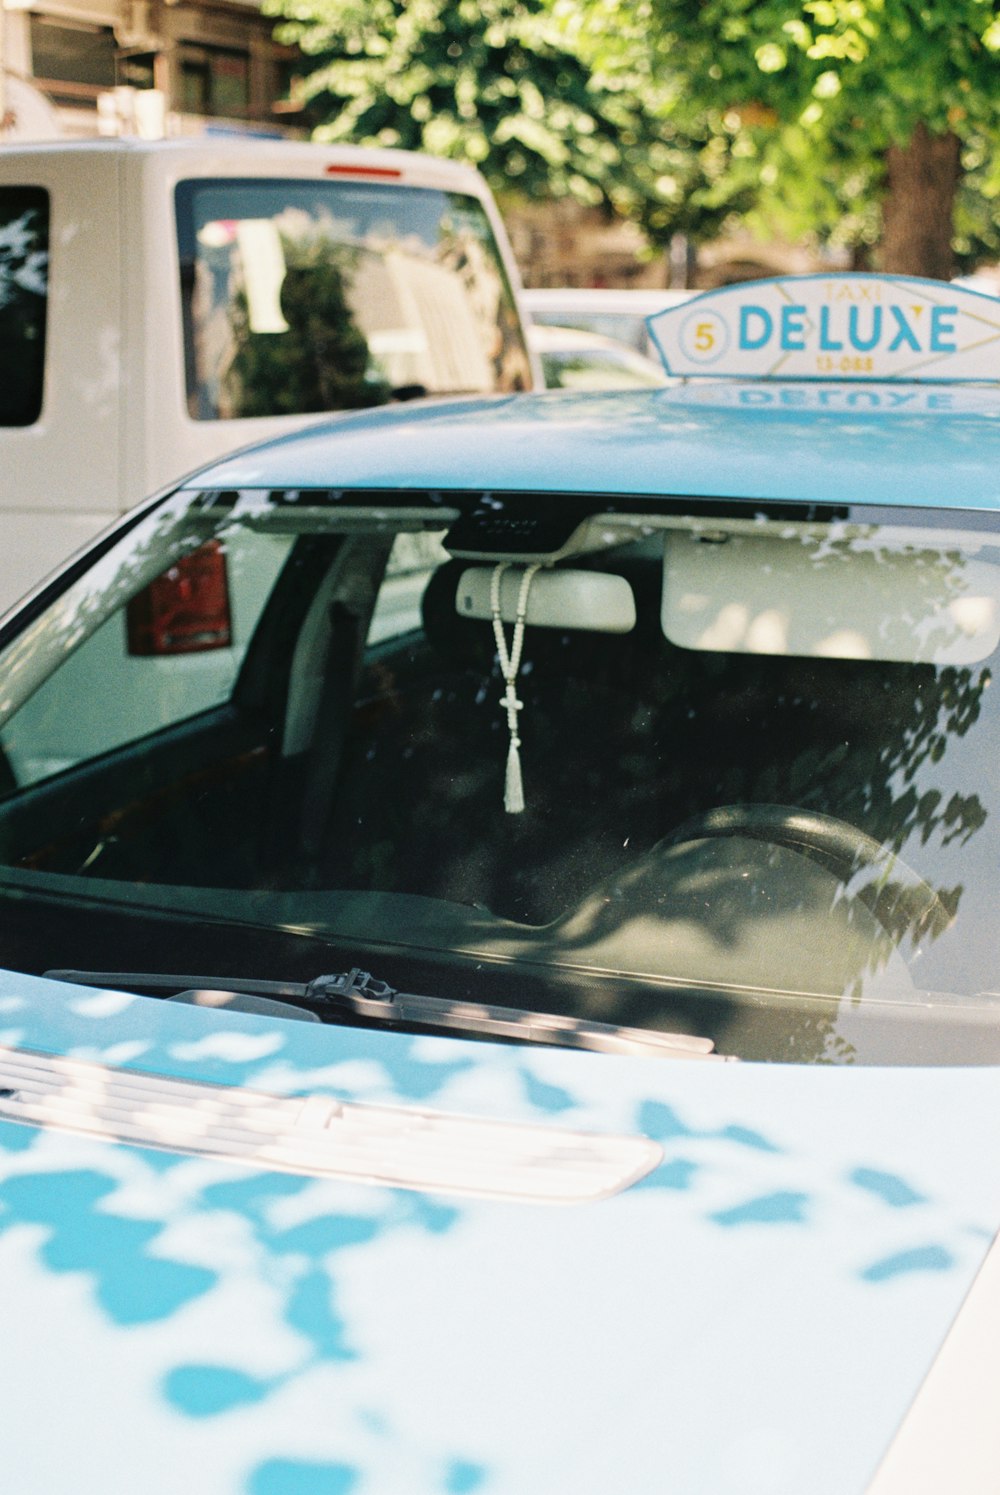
535;309;652;353
0;486;998;1064
176;178;531;418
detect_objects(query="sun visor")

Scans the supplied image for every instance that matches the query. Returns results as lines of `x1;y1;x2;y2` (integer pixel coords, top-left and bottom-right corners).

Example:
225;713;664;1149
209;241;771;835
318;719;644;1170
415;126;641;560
661;529;1000;664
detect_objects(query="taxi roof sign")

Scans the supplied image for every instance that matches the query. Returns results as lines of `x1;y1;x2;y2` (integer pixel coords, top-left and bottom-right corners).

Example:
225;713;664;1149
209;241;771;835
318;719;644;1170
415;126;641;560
646;273;1000;383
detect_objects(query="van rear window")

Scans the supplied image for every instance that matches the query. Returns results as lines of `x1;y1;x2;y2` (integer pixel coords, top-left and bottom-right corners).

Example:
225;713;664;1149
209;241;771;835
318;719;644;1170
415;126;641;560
176;177;531;420
0;187;48;427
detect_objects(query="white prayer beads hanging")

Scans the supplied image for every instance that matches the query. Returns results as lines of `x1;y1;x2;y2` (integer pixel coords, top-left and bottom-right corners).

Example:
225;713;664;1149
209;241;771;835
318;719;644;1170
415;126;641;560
490;562;542;814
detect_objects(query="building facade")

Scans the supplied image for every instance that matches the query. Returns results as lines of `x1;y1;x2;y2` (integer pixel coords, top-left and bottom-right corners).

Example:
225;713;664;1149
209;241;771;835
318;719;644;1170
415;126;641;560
0;0;307;140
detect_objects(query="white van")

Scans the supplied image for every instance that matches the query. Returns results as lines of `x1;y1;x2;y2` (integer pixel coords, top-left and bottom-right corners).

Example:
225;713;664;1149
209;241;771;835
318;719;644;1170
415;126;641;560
0;137;539;611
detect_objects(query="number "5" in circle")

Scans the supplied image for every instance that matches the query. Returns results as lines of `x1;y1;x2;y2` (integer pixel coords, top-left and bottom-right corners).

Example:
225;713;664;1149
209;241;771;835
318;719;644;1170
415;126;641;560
679;308;728;365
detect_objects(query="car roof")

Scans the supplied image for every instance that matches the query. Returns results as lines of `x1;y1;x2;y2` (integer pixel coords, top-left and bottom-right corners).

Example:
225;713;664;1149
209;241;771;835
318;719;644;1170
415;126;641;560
524;287;694;313
526;323;649;352
527;322;666;367
186;385;1000;513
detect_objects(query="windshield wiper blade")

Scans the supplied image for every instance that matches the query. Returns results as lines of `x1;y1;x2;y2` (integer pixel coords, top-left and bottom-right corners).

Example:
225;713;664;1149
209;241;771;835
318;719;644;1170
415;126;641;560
44;966;733;1062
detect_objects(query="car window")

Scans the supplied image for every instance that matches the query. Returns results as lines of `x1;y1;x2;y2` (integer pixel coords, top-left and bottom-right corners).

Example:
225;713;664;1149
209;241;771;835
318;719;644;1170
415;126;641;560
0;524;292;787
367;531;450;646
532;309;651;353
540;348;665;389
0;186;48;427
176;179;531;419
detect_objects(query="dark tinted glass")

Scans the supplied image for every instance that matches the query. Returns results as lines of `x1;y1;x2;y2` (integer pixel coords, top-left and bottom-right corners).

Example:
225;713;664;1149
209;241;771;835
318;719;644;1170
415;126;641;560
28;16;116;88
0;187;48;428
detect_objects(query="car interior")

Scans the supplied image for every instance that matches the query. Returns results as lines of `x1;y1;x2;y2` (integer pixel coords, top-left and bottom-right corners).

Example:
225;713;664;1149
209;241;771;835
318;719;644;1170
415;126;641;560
0;493;997;1062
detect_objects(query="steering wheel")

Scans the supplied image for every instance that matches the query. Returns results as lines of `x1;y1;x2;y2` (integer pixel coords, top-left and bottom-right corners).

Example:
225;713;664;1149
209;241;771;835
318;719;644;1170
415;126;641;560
663;803;952;944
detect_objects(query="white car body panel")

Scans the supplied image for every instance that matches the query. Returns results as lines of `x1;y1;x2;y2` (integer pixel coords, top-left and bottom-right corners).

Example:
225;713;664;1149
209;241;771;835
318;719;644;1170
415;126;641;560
0;968;997;1493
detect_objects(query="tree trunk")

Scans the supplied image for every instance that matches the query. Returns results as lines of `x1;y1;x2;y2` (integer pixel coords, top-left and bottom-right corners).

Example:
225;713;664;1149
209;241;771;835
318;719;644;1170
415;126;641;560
878;122;961;280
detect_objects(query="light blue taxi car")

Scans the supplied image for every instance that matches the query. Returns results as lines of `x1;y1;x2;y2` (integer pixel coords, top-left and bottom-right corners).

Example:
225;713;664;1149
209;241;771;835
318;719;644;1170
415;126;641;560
0;274;998;1493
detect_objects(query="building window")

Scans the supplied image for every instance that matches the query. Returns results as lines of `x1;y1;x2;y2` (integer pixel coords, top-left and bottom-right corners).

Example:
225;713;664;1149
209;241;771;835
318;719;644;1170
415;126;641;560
178;46;250;117
270;55;322;126
29;15;116;93
118;51;157;91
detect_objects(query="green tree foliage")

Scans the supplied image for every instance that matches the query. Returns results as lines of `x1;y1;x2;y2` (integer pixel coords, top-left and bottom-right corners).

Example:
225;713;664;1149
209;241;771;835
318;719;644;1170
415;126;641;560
226;238;388;416
270;0;1000;273
572;0;1000;273
266;0;754;247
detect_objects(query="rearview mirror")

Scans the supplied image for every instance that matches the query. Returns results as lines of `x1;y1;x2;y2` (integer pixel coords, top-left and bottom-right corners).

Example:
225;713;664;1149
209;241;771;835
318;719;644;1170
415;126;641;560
457;567;636;634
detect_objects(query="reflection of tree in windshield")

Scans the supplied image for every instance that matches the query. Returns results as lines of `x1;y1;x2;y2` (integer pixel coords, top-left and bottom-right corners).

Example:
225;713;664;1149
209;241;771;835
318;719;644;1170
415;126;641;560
226;237;389;417
644;531;996;942
626;648;990;931
341;619;991;921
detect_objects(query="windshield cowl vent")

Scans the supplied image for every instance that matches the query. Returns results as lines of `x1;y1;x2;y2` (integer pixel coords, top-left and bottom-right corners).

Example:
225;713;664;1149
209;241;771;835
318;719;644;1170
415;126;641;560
0;1045;662;1204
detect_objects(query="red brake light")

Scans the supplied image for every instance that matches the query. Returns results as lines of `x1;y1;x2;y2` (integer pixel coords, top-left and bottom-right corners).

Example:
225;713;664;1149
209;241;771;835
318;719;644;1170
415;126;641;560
324;163;403;180
126;540;232;656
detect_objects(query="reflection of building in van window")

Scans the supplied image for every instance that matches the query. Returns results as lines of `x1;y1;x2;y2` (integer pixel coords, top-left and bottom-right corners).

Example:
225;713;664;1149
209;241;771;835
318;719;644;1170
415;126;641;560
439;220;531;392
352;250;494;392
178;179;530;420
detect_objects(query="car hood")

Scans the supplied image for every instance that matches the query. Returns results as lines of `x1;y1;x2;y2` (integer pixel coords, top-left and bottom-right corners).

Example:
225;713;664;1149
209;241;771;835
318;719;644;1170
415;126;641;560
0;966;998;1495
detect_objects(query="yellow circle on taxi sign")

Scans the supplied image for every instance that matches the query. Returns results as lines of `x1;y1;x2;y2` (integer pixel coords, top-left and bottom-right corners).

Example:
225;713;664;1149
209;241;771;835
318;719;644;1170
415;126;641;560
679;309;731;365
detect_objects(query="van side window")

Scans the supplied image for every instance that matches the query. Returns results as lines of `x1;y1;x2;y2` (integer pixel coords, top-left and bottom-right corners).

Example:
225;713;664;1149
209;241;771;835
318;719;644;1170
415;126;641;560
176;178;531;420
0;187;48;427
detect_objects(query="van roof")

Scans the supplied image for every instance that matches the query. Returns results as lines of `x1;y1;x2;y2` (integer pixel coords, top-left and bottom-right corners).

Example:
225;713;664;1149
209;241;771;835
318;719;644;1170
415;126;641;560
0;135;488;192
